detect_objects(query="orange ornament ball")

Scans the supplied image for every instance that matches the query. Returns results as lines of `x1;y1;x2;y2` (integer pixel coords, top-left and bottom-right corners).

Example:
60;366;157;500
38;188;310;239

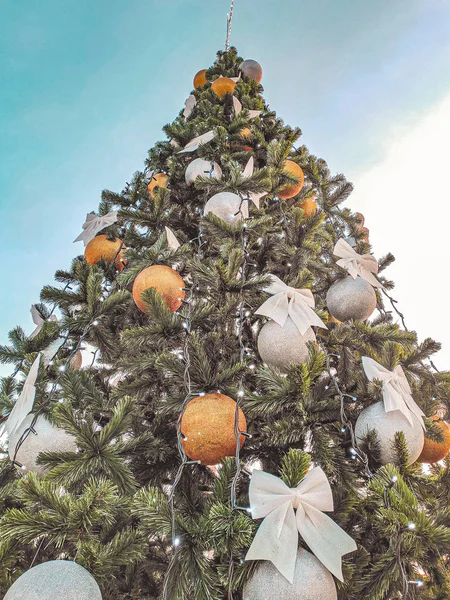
239;127;252;140
278;160;305;200
132;265;185;313
211;77;236;98
418;417;450;463
193;69;208;89
148;173;169;198
298;197;317;217
84;235;126;271
181;393;247;465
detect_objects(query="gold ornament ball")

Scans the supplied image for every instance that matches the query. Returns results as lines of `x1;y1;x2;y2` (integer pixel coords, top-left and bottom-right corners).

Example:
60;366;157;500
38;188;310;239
278;160;305;200
239;127;252;140
181;393;247;465
84;235;126;271
148;173;169;198
419;417;450;463
240;59;263;83
193;69;208;88
132;265;185;313
211;77;236;98
297;196;318;217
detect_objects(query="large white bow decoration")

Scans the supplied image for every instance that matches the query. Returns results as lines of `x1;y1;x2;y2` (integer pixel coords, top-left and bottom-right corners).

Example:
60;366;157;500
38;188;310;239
245;468;357;583
177;130;216;154
333;239;383;288
255;275;326;335
362;357;425;429
29;305;58;339
73;211;119;246
0;353;42;439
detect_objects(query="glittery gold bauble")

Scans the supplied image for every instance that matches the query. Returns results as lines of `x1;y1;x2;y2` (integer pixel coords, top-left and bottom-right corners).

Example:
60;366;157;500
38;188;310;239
181;393;247;465
4;560;102;600
193;69;208;88
211;77;236;98
278;160;305;200
240;59;263;83
84;235;126;271
132;265;185;313
240;127;252;139
243;549;337;600
297;196;317;216
148;173;169;198
326;276;376;322
418;417;450;463
355;401;424;465
257;317;316;371
70;349;83;370
9;414;77;476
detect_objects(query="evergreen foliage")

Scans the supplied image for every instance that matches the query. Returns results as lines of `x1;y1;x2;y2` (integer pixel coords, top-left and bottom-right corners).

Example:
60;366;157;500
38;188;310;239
0;47;449;599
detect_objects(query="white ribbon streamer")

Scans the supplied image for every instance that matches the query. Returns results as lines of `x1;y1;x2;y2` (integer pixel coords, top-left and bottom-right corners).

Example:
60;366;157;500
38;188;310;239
177;130;216;154
255;275;326;335
333;238;383;288
246;467;357;583
1;353;41;439
73;211;119;246
165;227;181;250
183;94;197;120
362;357;426;429
242;157;266;209
29;306;58;339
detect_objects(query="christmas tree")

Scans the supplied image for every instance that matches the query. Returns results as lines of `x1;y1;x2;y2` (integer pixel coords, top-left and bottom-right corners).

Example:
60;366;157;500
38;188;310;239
1;43;450;600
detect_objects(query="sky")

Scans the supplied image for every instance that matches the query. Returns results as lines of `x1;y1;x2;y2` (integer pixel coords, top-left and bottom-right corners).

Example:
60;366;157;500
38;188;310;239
1;0;450;374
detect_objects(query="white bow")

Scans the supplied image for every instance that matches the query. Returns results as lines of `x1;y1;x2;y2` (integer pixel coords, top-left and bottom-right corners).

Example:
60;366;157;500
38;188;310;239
245;468;357;583
29;305;58;339
362;357;425;429
165;227;181;250
242;157;266;209
0;353;41;439
177;130;216;154
255;275;326;335
333;239;383;288
183;94;197;121
73;211;119;246
233;96;242;115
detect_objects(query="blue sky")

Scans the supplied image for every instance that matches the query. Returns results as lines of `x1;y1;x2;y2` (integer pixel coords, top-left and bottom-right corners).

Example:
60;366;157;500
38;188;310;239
1;0;450;373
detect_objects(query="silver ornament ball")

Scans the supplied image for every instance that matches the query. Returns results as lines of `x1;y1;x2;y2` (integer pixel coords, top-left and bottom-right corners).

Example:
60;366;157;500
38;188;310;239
243;549;337;600
355;401;425;465
326;276;376;322
9;414;77;476
240;59;263;83
4;560;102;600
185;158;222;185
257;317;316;371
204;192;244;225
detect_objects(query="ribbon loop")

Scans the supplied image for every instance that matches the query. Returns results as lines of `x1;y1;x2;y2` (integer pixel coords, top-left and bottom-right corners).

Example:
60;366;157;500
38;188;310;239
73;211;118;246
255;275;327;335
245;467;357;583
333;238;383;288
362;357;425;429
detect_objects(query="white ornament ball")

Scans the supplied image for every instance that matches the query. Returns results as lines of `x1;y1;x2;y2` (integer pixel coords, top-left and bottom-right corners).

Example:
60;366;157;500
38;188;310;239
185;158;222;185
326;276;376;322
355;401;425;465
240;59;263;83
257;317;316;370
4;560;102;600
204;192;244;225
9;414;77;475
243;549;337;600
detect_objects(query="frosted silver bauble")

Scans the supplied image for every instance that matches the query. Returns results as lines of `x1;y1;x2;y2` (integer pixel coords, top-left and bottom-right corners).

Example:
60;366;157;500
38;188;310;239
326;276;376;322
4;560;102;600
240;59;263;83
185;158;222;185
243;549;337;600
257;317;316;370
9;414;77;475
204;192;244;225
355;401;424;465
